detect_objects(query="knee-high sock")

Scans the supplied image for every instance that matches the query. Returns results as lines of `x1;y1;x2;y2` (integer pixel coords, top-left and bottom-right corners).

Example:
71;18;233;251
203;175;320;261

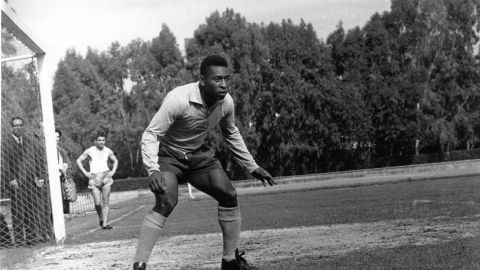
134;210;167;263
218;205;241;261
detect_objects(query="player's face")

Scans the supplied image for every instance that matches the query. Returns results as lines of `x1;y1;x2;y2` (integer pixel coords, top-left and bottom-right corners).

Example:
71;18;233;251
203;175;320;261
200;65;230;103
95;136;106;148
11;119;25;137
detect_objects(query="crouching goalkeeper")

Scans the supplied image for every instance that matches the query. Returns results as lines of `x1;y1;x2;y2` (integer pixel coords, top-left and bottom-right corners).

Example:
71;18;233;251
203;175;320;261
132;55;276;270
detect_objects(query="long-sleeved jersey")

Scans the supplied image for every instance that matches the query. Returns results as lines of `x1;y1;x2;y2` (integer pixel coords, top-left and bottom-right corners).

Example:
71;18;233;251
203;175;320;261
141;82;259;175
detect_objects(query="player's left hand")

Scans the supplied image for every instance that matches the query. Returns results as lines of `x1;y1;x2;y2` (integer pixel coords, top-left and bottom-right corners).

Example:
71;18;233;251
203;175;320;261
251;167;276;187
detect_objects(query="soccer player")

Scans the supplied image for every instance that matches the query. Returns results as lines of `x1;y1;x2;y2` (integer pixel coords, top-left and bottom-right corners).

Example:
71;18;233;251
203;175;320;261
132;55;276;270
76;133;118;229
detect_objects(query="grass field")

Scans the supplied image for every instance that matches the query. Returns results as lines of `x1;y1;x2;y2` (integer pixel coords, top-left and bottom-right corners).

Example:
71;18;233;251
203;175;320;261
1;175;479;269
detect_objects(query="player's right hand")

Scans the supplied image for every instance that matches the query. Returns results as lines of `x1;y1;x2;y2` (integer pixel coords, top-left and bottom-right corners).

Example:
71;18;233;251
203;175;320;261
148;171;167;194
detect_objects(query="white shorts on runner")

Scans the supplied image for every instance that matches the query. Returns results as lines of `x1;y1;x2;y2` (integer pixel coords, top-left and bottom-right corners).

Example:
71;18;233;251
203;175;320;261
88;171;114;189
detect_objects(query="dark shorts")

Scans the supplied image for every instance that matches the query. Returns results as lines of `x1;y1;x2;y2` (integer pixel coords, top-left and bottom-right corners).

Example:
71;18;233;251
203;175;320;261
158;144;222;183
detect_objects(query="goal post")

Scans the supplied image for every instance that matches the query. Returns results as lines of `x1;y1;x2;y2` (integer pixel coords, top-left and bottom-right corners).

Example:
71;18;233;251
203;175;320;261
1;1;65;245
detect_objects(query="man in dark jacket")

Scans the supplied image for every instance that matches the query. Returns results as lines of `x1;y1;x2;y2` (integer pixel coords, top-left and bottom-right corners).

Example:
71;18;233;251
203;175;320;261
1;117;51;246
56;129;74;214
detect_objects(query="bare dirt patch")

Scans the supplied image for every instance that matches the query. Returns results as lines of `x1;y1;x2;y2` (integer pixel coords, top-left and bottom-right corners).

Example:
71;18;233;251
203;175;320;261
4;214;479;270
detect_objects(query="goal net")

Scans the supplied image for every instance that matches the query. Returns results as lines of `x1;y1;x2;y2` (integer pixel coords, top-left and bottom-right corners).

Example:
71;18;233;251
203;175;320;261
1;3;65;247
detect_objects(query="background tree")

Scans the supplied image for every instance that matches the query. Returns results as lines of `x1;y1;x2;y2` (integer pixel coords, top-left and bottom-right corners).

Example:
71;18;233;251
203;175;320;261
328;0;480;165
52;24;187;180
45;2;480;182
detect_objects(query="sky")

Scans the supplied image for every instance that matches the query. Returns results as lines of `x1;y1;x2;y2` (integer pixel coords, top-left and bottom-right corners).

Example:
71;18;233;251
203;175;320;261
6;0;391;90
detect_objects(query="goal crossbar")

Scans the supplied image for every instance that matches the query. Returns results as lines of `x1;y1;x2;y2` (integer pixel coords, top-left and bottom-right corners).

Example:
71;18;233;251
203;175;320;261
1;6;45;56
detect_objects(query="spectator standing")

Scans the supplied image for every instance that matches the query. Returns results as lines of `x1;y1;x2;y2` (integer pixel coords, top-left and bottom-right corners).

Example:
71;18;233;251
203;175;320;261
0;117;50;246
55;129;73;215
76;133;118;230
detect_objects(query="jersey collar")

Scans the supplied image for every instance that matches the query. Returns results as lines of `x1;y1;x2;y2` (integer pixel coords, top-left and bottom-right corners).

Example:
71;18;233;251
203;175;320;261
190;82;224;108
189;82;204;105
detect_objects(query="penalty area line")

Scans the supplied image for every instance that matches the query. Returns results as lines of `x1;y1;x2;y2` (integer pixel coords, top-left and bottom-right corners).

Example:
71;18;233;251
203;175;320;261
82;205;146;236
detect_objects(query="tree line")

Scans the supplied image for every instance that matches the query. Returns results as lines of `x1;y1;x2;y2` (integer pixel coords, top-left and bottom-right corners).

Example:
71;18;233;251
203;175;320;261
3;0;480;182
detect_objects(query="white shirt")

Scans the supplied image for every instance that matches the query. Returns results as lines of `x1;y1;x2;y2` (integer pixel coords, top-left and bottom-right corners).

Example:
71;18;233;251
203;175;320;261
58;151;64;167
82;146;113;173
12;134;23;145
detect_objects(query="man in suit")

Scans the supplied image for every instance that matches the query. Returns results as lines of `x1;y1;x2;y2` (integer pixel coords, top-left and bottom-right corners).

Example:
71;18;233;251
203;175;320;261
1;116;51;245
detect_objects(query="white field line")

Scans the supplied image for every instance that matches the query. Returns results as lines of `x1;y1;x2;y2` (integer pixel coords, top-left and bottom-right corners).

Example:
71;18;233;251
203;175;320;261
80;205;146;236
14;214;480;270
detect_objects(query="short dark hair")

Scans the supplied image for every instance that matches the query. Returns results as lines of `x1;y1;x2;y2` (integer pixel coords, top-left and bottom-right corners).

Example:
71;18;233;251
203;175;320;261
200;55;228;76
11;116;24;126
95;131;107;140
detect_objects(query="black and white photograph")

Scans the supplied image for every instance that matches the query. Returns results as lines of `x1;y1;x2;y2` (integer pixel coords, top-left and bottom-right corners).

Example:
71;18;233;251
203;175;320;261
1;0;479;269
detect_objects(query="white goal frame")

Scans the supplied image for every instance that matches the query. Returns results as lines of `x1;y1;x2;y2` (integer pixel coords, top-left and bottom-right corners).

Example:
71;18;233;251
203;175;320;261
1;2;65;243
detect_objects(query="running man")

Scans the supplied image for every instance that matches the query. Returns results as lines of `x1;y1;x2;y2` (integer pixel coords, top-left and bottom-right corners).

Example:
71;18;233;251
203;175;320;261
76;133;118;230
132;55;276;270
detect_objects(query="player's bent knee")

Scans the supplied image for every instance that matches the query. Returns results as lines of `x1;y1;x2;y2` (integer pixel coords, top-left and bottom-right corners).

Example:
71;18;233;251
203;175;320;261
218;191;238;208
153;197;178;215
